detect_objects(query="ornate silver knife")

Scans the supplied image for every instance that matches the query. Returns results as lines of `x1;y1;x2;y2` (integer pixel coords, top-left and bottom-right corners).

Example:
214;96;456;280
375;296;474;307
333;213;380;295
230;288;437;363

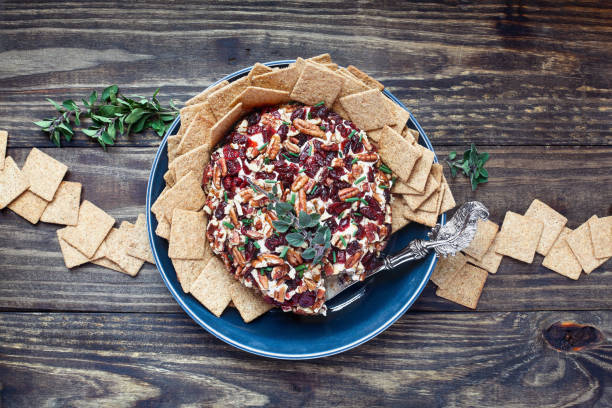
325;201;489;306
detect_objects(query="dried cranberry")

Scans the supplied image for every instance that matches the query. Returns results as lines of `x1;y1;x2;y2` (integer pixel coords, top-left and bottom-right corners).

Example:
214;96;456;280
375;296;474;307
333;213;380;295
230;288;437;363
244;241;258;261
383;188;390;202
286;279;298;291
337;124;350;139
325;218;338;233
338;217;350;231
223;145;240;160
298;291;316;308
222;176;233;191
350;136;364;153
361;251;381;270
265;234;287;251
336;250;346;263
247;112;260;126
342;139;351;155
247;125;262;135
328;202;351;215
319;185;331;200
277;124;288;138
268;110;281;119
355;223;365;240
314;106;329;119
226;160;241;175
304;156;321;178
214;201;226;219
367;167;375;182
294;132;309;146
328;167;346;180
255;171;273;180
262;125;274;143
346;241;361;255
290;107;305;121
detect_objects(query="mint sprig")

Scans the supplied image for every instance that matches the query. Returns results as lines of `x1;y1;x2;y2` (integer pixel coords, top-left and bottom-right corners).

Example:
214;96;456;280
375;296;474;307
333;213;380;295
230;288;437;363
446;143;490;191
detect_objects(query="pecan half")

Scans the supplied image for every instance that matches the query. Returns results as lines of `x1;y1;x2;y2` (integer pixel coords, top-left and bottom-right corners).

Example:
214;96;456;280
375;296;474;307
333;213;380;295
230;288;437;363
358;152;378;162
372;193;384;206
232;246;246;266
245;230;264;240
331;158;344;168
339;187;360;200
229;206;239;227
362;137;373;151
320;143;339;151
218;157;228;176
266;134;281;159
303;278;317;291
345;250;363;269
271;265;289;280
290;136;300;144
286;248;303;266
239;189;253;202
291;174;309;192
293;118;326;139
213;165;221;189
304;179;316;194
297;189;307;213
259;253;284;266
284;140;300;154
229;230;240;246
258;274;269;290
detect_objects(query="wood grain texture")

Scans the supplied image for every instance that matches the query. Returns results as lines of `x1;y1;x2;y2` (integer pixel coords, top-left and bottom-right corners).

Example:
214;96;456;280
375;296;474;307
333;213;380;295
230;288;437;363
0;146;610;313
0;311;611;407
0;0;610;147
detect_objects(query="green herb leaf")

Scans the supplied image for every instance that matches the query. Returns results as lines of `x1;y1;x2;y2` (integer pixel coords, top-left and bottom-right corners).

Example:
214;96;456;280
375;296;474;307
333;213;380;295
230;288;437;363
446;144;489;190
302;248;317;259
286;232;305;247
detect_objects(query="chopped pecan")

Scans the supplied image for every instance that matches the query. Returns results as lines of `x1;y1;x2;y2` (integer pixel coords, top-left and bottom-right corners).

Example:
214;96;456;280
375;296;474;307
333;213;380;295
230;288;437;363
339;187;360;200
239;189;253;202
258;273;269;290
281;188;290;201
293;118;326;139
229;230;240;246
331;158;344;168
229;206;239;227
345;250;363;269
320;143;339;151
362;137;373;151
290;136;300;144
379;225;389;239
303;278;317;291
274;285;287;302
218;157;227;176
231;246;246;266
245;230;264;240
284;140;300;154
372;193;384;206
266;134;281;159
304;179;316;194
271;265;289;280
250;197;269;207
324;263;334;276
291;174;309;192
352;164;363;178
313;297;325;311
213;165;221;189
286;248;303;266
259;253;284;265
358;152;378;162
364;223;378;242
247;146;260;158
297;189;307;212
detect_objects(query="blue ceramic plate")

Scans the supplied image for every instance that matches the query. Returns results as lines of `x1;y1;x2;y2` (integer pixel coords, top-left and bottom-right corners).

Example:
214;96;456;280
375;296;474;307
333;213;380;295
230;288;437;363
146;61;444;359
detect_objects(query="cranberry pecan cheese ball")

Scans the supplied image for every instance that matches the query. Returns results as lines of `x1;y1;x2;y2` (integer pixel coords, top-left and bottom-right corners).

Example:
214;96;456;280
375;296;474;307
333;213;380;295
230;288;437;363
202;103;392;315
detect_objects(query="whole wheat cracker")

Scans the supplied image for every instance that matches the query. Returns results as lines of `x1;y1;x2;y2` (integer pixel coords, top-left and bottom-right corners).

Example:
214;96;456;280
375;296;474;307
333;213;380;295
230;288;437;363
103;223;144;277
290;62;345;107
92;257;126;273
59;200;115;258
435;264;488;309
155;217;171;240
495;211;543;264
542;227;582;280
464;235;503;274
404;145;435;193
308;53;333;64
172;258;207;293
524;199;568;256
168;209;207;260
166;135;181;163
176;106;216;155
566;216;610;274
185;80;229;106
176;101;208;139
0;156;30;209
378;126;422;182
163;170;175;187
170;144;211;182
7;190;48;224
463;219;499;261
346;65;384;90
247;63;273;82
0;130;7;169
251;66;301;92
588;216;612;259
40;181;81;226
230;281;274;323
338;89;394;131
431;252;467;289
230;86;291;109
402;201;439;228
402;164;442;211
126;214;155;264
190;256;235;317
391;196;411;232
209;103;245;149
207;76;250;121
20;148;68;201
152;170;206;222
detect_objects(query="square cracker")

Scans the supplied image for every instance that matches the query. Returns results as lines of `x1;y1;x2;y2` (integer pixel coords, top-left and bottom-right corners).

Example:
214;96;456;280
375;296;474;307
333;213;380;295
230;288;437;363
176;105;216;155
166;135;181;163
8;190;48;224
40;181;81;226
185;80;229;106
155;216;171;240
463;219;499;261
524;199;568;256
384;98;411;130
231;86;291;109
207;76;250;121
439;179;456;214
338;89;394;131
308;53;333;64
151;171;206;222
230;281;274;323
402;164;441;211
435;264;488;309
92;257;126;273
402;202;438;228
402;127;419;144
21;148;68;201
589;216;612;259
209;102;245;149
335;70;371;99
168;209;207;259
0;130;7;169
163;170;175;187
247;63;273;81
465;235;503;274
59;200;115;258
431;252;467;289
190;256;235;317
391;196;411;233
103;223;145;277
0;156;30;209
251;66;301;92
496;211;543;264
57;228;106;269
405;145;435;193
346;65;384;90
542;227;582;280
172;259;207;293
127;214;155;264
290;62;345;107
177;101;208;138
567;216;610;274
171;144;211;182
378;126;422;182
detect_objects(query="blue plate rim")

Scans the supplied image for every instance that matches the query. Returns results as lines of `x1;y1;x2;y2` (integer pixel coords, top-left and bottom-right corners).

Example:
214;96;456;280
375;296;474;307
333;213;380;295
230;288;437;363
146;60;444;359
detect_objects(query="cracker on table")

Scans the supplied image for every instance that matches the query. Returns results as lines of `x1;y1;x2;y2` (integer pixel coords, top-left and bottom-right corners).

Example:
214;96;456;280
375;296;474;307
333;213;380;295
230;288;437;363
0;156;30;209
92;257;126;273
402;164;441;211
7;190;48;224
58;200;115;258
495;211;543;264
251;66;301;92
151;170;206;222
290;62;345;107
209;102;245;149
338;89;394;131
378;126;422;182
170;144;211;182
168;209;207;259
588;216;612;259
126;214;155;264
566;216;610;274
207;76;250;121
390;195;411;233
431;252;467;289
438;178;456;214
176;105;216;155
524;199;568;256
21;147;68;201
308;53;333;64
155;216;171;240
166;135;181;163
0;130;7;169
40;181;81;226
435;264;488;309
57;228;107;269
103;223;144;277
346;65;384;90
230;280;274;323
404;145;435;193
185;80;229;106
190;256;235;317
463;219;499;261
231;86;291;109
177;101;208;138
542;227;582;280
247;63;273;81
465;235;503;274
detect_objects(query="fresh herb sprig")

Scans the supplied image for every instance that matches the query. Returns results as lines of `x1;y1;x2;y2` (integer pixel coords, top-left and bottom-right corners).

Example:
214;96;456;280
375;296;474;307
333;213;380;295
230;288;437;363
35;85;177;149
249;180;331;265
446;143;490;191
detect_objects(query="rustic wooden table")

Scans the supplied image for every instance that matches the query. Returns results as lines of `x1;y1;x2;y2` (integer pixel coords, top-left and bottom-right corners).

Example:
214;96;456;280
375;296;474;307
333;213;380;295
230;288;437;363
1;1;611;406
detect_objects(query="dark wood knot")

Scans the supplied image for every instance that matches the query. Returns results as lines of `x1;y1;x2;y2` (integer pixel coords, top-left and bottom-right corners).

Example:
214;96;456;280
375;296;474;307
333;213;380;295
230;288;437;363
543;321;604;352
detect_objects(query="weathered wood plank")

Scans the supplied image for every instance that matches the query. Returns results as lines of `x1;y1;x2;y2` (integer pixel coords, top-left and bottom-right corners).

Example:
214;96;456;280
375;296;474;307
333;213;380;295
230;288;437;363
0;0;610;147
0;146;610;313
0;311;610;407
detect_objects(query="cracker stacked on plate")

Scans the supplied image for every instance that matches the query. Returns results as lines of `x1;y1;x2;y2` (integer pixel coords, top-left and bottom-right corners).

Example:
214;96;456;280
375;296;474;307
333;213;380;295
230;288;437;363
153;53;455;322
432;198;611;309
0;132;154;275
